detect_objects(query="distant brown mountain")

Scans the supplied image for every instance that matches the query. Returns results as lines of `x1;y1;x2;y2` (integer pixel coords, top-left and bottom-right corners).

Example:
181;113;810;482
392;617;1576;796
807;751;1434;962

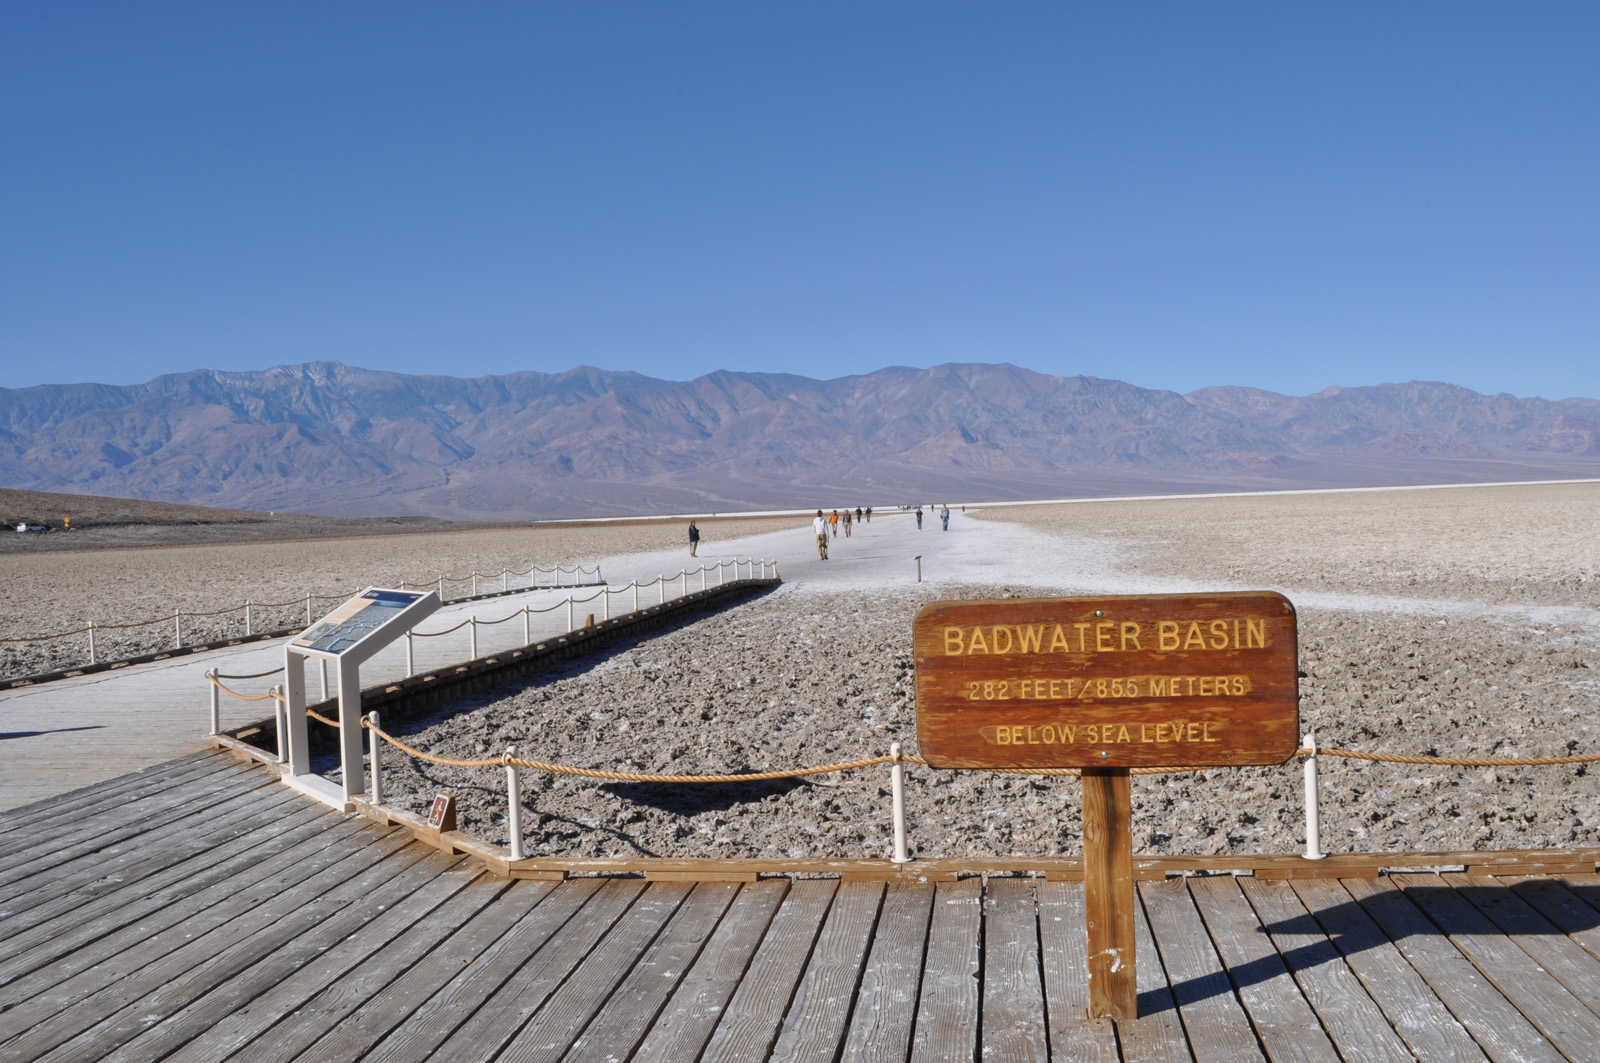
2;362;1597;518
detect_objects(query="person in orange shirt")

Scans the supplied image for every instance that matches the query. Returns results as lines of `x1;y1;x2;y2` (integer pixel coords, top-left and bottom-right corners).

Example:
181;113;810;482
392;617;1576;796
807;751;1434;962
829;510;840;537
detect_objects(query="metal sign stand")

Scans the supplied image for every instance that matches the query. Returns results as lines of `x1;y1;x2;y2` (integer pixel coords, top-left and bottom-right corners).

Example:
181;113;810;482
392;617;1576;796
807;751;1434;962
281;588;440;811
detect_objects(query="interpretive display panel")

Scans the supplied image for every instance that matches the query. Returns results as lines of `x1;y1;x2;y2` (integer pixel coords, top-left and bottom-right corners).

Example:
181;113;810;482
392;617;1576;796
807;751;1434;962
914;592;1299;769
294;588;430;659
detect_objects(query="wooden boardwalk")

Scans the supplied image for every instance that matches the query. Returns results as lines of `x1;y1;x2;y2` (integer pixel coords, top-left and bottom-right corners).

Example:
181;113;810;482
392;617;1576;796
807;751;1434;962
5;752;1600;1061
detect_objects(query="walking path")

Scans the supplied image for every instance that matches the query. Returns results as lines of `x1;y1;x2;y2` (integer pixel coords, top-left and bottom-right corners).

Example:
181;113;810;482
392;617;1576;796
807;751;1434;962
5;750;1599;1063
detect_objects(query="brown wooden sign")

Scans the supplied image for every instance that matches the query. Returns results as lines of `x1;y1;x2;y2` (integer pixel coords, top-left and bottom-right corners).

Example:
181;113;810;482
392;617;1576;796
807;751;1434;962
914;592;1299;769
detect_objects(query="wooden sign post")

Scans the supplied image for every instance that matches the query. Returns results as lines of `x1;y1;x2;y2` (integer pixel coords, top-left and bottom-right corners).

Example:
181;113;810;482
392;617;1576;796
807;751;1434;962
913;592;1299;1020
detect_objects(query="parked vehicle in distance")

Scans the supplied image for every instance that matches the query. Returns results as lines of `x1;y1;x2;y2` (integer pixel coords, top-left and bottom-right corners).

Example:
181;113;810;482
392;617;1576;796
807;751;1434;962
15;521;47;533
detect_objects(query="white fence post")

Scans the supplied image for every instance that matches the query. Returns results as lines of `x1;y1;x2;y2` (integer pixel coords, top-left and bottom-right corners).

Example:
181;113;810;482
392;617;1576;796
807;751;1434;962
174;611;183;648
88;621;97;665
306;594;313;625
506;744;524;861
405;630;415;677
522;605;531;646
632;582;638;612
891;742;911;863
681;570;687;598
1304;731;1326;860
602;588;610;622
701;566;707;591
469;616;478;660
659;577;665;606
319;658;329;701
438;575;445;601
473;573;479;596
272;685;285;761
565;597;574;632
207;670;220;735
369;710;384;805
245;602;253;637
501;569;508;593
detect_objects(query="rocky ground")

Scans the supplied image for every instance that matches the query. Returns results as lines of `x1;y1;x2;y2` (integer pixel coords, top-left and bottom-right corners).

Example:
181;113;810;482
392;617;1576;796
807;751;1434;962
354;581;1599;861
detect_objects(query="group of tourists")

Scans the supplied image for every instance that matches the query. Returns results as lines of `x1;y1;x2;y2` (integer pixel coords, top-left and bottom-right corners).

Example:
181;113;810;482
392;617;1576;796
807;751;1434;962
813;506;870;559
912;503;955;530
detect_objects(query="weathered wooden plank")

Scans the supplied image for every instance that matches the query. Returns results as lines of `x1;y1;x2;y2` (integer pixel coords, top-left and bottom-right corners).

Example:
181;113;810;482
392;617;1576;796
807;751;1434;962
281;877;560;1062
1443;872;1600;1021
769;881;886;1063
561;882;741;1063
220;871;521;1063
374;878;647;1063
1506;875;1600;965
0;771;284;919
839;882;936;1063
1036;880;1119;1063
0;809;369;1002
1238;876;1415;1063
1140;877;1263;1063
1288;877;1489;1063
349;878;604;1063
1188;875;1341;1063
107;857;488;1063
630;880;791;1063
1554;871;1600;914
692;878;839;1063
910;878;983;1063
980;878;1049;1063
490;882;694;1063
1113;887;1190;1063
1391;872;1600;1059
0;781;303;927
0;750;226;838
1341;875;1566;1063
0;759;264;892
0;833;432;1061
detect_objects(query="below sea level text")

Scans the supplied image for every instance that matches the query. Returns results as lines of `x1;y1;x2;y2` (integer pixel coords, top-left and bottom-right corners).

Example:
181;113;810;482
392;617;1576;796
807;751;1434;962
981;721;1222;746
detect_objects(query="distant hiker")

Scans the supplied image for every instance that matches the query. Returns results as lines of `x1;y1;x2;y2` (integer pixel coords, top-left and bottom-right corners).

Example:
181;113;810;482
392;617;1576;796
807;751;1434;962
813;510;830;559
865;507;872;523
915;506;923;530
688;520;700;557
830;510;840;537
855;507;863;524
843;509;852;537
940;505;950;531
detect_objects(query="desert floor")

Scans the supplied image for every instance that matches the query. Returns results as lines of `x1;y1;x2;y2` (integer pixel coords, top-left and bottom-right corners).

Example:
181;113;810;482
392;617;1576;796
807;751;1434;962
5;481;1597;862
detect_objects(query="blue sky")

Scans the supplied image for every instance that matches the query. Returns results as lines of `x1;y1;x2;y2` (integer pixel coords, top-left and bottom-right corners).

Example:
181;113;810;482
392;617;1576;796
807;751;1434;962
3;4;1597;399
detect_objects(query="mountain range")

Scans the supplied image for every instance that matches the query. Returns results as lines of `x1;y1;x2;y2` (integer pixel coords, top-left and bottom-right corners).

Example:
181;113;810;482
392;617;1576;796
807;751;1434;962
2;362;1598;519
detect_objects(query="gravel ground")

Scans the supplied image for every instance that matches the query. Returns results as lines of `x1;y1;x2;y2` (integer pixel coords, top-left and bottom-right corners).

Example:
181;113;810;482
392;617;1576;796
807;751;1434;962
9;481;1599;860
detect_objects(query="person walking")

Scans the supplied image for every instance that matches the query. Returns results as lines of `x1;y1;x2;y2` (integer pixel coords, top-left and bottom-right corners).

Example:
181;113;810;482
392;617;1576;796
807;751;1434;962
688;520;700;556
843;508;852;537
855;507;863;524
865;507;872;523
940;505;950;530
813;510;829;559
915;506;923;529
830;509;840;538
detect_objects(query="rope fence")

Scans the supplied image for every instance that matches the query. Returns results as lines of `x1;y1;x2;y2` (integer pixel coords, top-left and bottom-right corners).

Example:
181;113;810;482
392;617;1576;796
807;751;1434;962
209;652;1600;865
